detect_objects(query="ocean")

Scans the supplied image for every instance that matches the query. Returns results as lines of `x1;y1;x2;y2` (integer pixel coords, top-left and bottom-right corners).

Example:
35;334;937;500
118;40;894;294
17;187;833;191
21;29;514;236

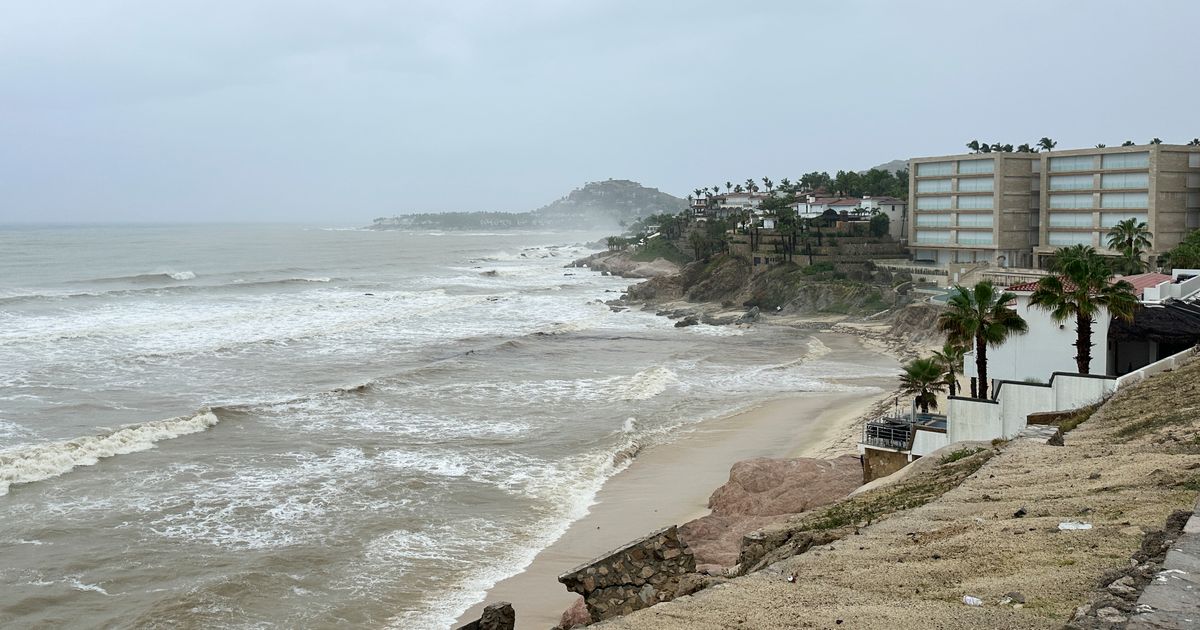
0;224;890;629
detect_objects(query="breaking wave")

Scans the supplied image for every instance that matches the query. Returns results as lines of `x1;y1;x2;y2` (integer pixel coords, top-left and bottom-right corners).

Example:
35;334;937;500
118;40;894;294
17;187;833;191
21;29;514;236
0;410;220;496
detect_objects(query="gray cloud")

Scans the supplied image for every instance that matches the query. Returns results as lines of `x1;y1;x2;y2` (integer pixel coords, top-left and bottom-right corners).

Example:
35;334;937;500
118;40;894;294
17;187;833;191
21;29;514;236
1;0;1196;223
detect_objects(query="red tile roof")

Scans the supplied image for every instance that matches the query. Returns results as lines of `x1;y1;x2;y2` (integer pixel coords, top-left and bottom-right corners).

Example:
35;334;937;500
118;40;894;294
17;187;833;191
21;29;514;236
1006;273;1172;299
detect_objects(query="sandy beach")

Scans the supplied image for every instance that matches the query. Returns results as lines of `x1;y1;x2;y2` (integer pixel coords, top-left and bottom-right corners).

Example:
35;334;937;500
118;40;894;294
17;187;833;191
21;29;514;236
456;335;896;629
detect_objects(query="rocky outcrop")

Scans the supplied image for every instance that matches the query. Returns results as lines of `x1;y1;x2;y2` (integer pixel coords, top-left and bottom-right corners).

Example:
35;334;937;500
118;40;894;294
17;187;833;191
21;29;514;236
570;251;680;279
554;596;590;630
455;601;515;630
558;526;697;623
679;455;863;570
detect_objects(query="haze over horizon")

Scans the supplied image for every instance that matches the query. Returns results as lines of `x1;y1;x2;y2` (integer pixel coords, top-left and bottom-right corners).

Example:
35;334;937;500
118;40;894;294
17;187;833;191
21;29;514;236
2;0;1197;224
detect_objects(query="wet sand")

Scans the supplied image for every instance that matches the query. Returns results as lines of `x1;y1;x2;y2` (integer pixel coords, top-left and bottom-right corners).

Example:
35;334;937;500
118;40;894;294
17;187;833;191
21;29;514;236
455;375;893;629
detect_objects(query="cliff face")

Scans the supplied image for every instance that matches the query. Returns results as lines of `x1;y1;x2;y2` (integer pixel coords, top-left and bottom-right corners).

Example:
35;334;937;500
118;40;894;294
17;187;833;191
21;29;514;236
623;254;904;317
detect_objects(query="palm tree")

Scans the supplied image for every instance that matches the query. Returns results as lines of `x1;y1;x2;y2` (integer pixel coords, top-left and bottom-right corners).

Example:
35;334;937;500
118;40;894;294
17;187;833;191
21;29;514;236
931;342;966;397
733;184;744;193
1105;218;1152;273
779;177;791;192
899;358;947;414
1189;139;1200;147
1038;137;1057;152
1096;143;1107;148
762;177;774;192
693;188;703;200
1017;143;1035;153
744;178;755;192
966;140;981;153
1150;137;1163;145
725;181;733;192
937;281;1028;400
1031;245;1139;374
1121;140;1136;147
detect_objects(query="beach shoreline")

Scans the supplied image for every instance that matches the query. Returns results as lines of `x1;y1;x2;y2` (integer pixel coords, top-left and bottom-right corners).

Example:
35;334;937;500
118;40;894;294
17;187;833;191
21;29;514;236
454;331;899;629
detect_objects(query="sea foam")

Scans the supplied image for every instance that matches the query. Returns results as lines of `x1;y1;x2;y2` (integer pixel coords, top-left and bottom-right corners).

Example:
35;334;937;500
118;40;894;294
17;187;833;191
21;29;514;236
0;410;220;496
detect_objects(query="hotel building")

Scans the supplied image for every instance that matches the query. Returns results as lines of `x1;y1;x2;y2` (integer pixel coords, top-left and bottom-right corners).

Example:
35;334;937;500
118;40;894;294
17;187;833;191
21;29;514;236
908;152;1040;268
1035;144;1200;267
909;144;1200;270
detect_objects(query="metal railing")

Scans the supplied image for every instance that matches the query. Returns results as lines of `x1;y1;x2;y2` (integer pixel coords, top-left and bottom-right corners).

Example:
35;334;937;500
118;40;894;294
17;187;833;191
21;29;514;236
862;421;913;450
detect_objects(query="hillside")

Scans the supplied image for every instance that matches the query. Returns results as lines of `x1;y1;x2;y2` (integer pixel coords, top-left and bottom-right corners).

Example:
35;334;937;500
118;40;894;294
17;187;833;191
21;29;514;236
860;159;908;175
594;353;1200;629
533;179;686;227
367;179;683;230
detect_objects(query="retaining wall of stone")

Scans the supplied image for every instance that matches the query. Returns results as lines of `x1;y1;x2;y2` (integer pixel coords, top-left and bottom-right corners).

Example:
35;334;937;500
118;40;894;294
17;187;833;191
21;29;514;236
557;526;696;622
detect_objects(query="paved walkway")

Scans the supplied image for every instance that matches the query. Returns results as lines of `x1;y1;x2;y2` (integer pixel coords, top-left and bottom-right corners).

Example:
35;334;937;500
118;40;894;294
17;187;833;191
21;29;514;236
1128;497;1200;629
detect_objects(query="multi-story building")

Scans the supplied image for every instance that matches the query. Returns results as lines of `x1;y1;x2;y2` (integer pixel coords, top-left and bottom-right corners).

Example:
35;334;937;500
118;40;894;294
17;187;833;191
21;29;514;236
1035;144;1200;267
908;152;1041;268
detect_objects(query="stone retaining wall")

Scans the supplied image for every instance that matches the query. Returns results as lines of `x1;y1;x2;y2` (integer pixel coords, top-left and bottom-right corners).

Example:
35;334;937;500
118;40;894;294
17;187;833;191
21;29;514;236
558;526;696;622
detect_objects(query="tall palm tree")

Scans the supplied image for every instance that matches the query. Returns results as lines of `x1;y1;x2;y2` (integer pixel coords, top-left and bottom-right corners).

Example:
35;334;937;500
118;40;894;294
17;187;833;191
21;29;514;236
966;140;981;153
1105;218;1152;273
1031;245;1138;374
779;177;791;191
937;281;1028;400
1189;139;1200;147
744;178;755;193
725;181;733;192
931;342;966;397
899;358;947;414
762;177;774;192
1096;143;1107;148
693;188;703;200
1037;137;1057;152
1150;138;1163;145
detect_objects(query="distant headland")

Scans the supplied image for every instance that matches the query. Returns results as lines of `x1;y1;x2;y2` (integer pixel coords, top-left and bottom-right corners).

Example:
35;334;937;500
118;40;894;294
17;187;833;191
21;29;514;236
366;179;686;231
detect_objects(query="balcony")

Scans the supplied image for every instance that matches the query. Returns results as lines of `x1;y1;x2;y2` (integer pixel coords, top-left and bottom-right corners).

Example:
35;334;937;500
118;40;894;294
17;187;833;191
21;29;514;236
861;409;948;451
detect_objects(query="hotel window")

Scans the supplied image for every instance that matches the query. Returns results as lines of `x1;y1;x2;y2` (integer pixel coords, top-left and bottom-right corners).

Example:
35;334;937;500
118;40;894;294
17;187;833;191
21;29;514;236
957;232;994;245
1048;213;1093;228
1099;213;1147;228
956;195;993;209
1100;212;1148;228
1101;152;1149;169
1188;173;1200;188
915;229;951;244
916;161;953;176
1049;193;1094;209
1190;153;1200;168
1189;192;1200;208
915;213;951;227
956;177;994;193
916;196;951;210
917;179;952;193
1101;173;1149;189
1050;175;1094;190
1049;155;1096;172
957;159;994;175
1101;192;1148;208
1048;232;1094;246
957;214;993;227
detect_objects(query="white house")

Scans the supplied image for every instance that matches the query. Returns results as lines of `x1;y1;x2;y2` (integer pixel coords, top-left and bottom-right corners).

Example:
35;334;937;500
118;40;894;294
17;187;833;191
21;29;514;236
860;196;907;240
966;272;1195;385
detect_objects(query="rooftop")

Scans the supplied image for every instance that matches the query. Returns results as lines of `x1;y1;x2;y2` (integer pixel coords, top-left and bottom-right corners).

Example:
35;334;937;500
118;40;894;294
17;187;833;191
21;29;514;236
1006;272;1173;300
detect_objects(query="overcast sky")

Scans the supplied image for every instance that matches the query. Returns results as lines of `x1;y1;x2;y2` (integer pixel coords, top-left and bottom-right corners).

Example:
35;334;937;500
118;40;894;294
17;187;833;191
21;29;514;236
1;0;1197;224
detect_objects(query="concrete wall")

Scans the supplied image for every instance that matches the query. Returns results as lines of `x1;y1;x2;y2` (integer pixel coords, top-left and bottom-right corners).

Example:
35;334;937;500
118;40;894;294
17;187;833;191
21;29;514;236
862;448;908;482
967;294;1112;383
911;428;950;456
558;526;696;623
1118;347;1198;388
947;373;1116;443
